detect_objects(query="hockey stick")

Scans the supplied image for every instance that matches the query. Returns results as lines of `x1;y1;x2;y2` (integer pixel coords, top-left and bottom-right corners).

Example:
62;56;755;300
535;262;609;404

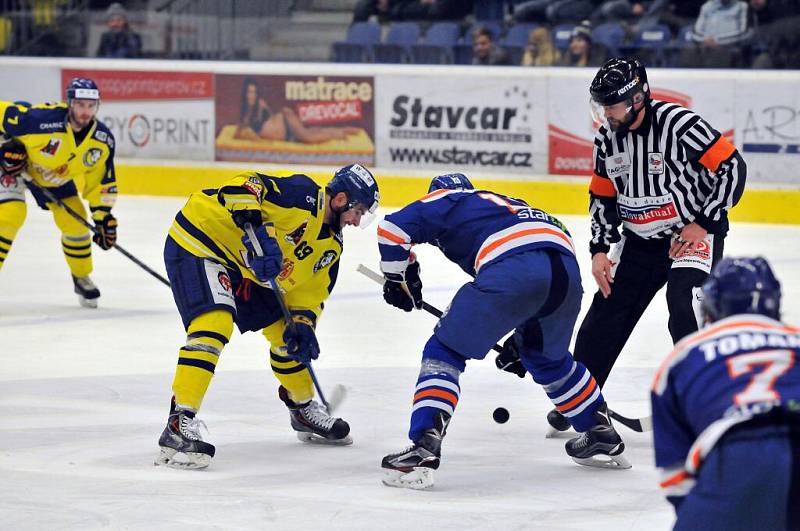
244;223;346;413
30;181;171;287
357;263;652;433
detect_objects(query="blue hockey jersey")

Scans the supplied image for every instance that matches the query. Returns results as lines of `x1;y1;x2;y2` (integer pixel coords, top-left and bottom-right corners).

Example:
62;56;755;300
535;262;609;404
651;314;800;502
377;189;575;277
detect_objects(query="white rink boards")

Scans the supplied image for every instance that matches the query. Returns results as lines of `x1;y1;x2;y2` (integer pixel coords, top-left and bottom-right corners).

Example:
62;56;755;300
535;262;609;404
2;195;799;530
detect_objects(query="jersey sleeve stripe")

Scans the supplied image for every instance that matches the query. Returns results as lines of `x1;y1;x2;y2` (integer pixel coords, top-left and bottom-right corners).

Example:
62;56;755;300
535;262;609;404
474;224;575;272
589;172;616;197
698;135;736;172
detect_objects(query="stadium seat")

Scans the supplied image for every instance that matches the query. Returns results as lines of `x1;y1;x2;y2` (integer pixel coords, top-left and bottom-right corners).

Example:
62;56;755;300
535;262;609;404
411;22;460;64
552;23;576;51
624;24;672;66
373;22;421;63
591;22;625;55
331;21;381;63
474;0;507;21
503;23;540;48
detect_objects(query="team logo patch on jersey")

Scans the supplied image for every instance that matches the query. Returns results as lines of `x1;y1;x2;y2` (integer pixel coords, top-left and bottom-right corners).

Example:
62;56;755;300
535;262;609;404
648;152;664;174
285;220;308;245
313;250;337;273
83;148;103;167
242;177;263;197
278;258;294;280
606;153;630;178
1;174;16;188
40;139;60;156
217;271;232;292
94;130;108;143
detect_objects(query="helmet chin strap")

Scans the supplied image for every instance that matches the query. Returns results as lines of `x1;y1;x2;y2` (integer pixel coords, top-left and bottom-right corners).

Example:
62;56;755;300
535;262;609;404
611;98;645;134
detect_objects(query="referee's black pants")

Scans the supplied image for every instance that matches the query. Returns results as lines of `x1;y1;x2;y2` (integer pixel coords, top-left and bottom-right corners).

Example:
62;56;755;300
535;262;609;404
573;231;725;388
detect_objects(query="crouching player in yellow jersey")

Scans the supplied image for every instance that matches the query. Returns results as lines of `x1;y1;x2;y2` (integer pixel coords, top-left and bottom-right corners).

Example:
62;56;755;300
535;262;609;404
156;164;380;469
0;138;28;269
0;78;118;308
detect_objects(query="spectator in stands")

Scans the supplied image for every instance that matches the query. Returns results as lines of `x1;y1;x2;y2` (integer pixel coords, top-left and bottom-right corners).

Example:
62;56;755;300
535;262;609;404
472;26;511;65
521;27;560;66
353;0;394;22
681;0;751;68
392;0;474;20
513;0;598;25
658;0;706;34
96;3;142;58
749;0;800;68
557;21;607;66
234;78;360;144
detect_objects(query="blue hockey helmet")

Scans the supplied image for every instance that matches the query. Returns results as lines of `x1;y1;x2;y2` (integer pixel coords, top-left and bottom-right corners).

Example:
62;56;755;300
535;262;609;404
326;164;380;227
66;78;101;103
702;256;782;322
428;173;474;193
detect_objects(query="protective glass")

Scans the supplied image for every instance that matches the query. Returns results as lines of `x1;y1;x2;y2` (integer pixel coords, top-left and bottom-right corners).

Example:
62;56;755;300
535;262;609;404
590;97;632;126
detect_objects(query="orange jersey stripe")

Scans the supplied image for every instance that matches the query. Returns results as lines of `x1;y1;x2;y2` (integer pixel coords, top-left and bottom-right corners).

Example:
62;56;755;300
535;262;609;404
699;136;736;172
556;378;597;413
475;227;573;267
377;226;407;245
419;189;451;202
660;469;691;489
589;172;616;197
414;388;459;406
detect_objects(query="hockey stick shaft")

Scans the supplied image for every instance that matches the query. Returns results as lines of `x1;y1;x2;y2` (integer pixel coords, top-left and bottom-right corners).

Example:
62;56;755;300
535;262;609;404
244;223;331;411
35;184;171;287
357;263;651;432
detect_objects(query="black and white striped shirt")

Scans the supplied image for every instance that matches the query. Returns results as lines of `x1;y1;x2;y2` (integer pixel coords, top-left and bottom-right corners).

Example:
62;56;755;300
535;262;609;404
588;99;746;255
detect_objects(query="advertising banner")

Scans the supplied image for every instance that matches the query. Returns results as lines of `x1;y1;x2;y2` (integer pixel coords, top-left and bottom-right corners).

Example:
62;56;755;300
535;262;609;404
61;69;215;160
547;72;735;176
214;74;375;166
736;80;800;183
375;75;543;174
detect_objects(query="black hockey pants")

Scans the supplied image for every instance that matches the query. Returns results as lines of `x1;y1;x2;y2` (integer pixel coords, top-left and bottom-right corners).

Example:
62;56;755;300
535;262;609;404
573;230;725;388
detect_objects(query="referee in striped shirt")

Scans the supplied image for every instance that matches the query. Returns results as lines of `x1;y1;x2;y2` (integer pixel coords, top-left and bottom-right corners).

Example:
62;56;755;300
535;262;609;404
541;57;747;432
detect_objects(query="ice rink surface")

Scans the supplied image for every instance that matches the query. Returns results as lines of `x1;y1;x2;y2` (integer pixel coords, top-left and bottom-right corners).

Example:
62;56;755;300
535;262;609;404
3;195;799;530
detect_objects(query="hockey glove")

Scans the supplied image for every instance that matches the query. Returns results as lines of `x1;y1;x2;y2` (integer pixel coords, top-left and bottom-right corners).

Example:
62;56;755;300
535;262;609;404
383;261;423;312
495;335;527;378
242;223;283;282
283;314;320;364
92;212;118;250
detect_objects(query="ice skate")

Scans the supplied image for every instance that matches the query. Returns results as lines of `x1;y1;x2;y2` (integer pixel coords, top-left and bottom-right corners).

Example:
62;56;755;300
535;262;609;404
279;386;352;445
545;407;575;438
381;411;449;490
565;405;630;469
155;399;215;470
72;275;100;308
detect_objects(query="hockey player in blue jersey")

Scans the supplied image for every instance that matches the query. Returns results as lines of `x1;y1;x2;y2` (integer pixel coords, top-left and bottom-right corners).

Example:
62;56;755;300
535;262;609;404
652;256;800;530
378;173;629;490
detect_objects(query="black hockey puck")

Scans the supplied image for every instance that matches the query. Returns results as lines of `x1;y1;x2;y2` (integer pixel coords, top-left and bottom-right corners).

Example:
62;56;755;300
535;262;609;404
493;407;509;424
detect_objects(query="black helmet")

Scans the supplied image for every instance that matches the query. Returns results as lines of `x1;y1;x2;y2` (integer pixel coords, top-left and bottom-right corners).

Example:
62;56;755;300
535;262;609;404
590;57;650;106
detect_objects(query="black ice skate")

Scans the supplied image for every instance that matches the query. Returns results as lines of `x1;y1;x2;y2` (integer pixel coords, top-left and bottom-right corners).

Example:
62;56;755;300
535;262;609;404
72;275;100;308
381;411;450;490
155;398;215;470
278;386;352;445
565;404;630;469
544;407;574;438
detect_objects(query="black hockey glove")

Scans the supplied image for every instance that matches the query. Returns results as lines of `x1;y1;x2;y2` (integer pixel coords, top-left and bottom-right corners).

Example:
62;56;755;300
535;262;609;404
495;335;527;378
283;313;320;364
383;261;423;312
92;212;118;250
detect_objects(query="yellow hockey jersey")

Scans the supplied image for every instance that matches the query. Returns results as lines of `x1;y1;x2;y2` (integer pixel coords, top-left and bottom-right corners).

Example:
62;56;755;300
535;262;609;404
169;172;342;320
0;101;117;214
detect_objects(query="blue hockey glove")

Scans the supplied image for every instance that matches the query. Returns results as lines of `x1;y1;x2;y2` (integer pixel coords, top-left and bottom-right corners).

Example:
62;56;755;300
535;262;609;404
283;314;320;364
242;223;283;282
495;335;527;378
92;212;117;250
383;261;423;312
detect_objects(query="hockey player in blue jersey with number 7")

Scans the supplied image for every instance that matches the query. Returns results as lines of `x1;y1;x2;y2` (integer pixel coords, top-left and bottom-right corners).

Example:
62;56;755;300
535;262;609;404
377;173;630;490
652;256;800;531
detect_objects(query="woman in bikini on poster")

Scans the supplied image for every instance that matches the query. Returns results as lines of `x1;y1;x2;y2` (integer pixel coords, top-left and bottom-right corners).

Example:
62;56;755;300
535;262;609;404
235;78;360;144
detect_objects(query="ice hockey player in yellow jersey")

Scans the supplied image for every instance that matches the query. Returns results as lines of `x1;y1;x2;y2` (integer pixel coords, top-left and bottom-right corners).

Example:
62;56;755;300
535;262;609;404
0;78;118;308
156;164;380;469
0;138;28;269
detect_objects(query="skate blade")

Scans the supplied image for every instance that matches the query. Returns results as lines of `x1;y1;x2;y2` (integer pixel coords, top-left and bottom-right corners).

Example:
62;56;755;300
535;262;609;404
78;295;98;309
296;432;353;446
545;427;576;439
154;447;211;470
382;468;434;490
570;452;631;470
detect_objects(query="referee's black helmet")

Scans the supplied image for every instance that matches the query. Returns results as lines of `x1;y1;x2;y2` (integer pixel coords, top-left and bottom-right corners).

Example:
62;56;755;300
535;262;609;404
590;57;650;106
